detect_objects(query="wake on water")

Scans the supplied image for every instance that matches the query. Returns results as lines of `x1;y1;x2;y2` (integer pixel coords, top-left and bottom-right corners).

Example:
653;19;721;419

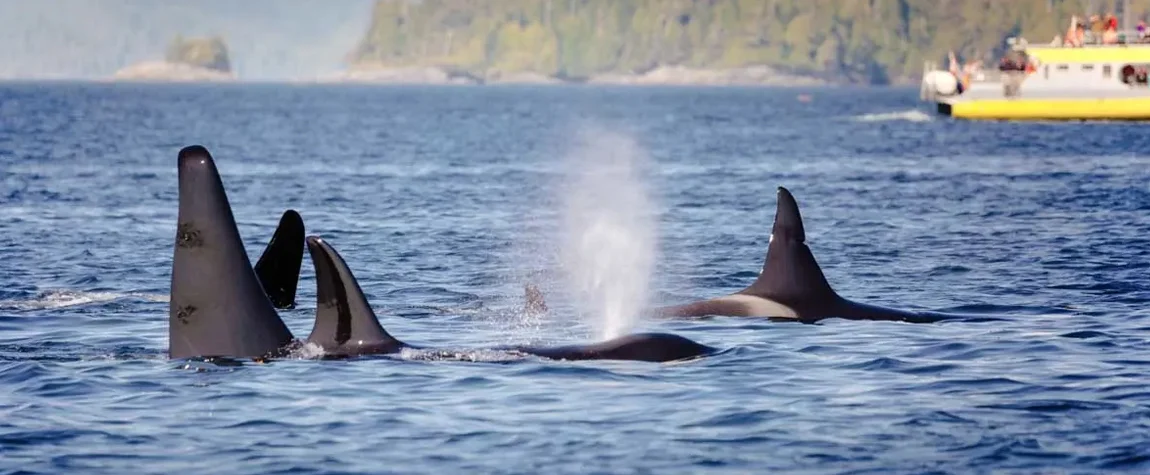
0;289;168;310
851;109;933;123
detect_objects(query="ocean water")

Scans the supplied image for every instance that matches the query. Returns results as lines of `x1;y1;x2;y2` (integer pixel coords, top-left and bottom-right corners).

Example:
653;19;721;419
1;83;1149;474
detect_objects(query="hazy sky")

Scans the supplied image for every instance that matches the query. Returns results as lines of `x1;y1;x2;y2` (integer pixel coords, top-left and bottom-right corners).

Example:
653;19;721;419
0;0;377;80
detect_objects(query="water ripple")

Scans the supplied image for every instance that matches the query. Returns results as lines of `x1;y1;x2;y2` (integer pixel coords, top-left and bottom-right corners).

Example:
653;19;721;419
1;83;1149;473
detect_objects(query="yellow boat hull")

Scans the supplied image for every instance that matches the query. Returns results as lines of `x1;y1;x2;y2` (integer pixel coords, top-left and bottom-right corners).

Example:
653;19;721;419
939;97;1150;121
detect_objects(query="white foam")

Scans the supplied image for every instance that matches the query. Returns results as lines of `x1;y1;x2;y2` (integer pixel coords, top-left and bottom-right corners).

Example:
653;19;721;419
292;341;328;360
852;109;933;123
0;289;168;310
396;347;526;363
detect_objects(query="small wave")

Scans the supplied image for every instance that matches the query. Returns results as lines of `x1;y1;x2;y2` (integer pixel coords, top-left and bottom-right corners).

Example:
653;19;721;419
0;289;169;310
852;109;933;122
398;347;526;363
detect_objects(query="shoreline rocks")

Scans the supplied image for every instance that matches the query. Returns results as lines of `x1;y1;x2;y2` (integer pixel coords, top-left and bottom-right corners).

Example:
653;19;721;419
484;70;564;85
313;64;826;86
314;66;477;85
587;65;827;86
111;61;235;82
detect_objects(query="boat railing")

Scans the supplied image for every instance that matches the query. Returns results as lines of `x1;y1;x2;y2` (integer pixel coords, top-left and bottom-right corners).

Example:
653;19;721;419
920;60;1008;84
1016;30;1150;48
968;69;1007;84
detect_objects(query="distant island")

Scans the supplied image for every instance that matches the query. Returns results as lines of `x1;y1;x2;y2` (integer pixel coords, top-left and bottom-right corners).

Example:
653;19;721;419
113;35;235;82
327;0;1105;86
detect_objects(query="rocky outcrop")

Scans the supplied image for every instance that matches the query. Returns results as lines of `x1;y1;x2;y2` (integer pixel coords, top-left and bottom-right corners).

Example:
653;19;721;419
112;61;234;82
484;70;564;85
112;35;235;82
165;35;231;72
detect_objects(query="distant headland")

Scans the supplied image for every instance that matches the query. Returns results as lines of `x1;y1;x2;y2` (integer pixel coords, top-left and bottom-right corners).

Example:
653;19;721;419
321;0;1140;87
320;0;834;86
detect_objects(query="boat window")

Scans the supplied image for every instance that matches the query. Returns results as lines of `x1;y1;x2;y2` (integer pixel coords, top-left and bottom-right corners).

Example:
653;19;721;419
1081;64;1094;71
1056;64;1069;71
1103;65;1112;78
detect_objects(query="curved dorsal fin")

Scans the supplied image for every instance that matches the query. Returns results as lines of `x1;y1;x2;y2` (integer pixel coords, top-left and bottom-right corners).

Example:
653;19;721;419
254;209;305;309
304;236;403;355
738;187;838;305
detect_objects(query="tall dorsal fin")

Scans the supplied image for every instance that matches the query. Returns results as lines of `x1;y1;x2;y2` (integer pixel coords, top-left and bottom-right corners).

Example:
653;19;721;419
169;145;294;359
738;187;839;305
254;210;305;309
304;236;404;355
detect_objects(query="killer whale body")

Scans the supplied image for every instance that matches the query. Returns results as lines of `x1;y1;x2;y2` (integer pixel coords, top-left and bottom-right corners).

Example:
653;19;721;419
647;187;968;323
254;209;305;309
304;236;716;363
169;145;295;359
167;144;713;363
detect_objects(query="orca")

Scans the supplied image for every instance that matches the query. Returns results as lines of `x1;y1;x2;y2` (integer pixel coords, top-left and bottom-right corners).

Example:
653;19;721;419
169;145;295;359
166;144;712;363
254;209;305;309
646;187;959;323
304;236;716;363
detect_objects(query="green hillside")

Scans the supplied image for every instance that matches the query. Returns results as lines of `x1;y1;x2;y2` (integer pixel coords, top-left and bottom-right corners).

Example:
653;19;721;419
165;35;232;72
349;0;1150;84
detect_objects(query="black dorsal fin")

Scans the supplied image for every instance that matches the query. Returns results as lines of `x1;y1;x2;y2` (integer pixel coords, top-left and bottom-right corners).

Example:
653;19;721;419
304;236;404;355
738;187;839;305
169;145;294;359
254;210;305;309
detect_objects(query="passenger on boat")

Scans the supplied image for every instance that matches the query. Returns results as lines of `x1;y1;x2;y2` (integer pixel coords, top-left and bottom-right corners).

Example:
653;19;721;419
1103;13;1119;44
1138;20;1147;41
998;47;1033;72
1065;18;1087;47
948;51;971;93
1064;16;1081;46
1089;14;1106;43
999;49;1029;97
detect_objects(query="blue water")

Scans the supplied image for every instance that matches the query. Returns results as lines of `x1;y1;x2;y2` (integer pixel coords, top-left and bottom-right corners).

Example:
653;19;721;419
2;83;1150;474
